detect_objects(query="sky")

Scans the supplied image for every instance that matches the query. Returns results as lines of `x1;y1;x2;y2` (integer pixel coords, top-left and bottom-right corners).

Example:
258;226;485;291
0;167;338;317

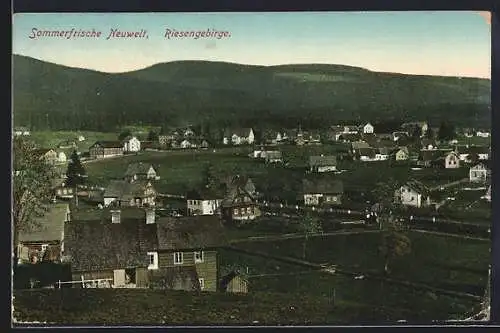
12;11;491;78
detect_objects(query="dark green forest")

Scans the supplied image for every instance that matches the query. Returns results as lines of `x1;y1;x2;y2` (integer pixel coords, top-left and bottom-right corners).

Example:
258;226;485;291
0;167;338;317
13;55;491;132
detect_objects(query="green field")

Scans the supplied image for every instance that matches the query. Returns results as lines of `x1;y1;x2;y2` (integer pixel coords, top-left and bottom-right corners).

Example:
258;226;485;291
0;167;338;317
232;231;490;295
30;131;118;153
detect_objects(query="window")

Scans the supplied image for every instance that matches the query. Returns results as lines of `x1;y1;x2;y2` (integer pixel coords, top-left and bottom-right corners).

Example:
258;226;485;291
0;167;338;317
147;252;158;270
41;244;49;252
234;208;239;215
246;207;252;214
199;278;205;290
194;251;204;263
173;252;183;265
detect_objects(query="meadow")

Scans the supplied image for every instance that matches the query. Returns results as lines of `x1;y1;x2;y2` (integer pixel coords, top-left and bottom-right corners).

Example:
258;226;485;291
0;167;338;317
231;231;490;295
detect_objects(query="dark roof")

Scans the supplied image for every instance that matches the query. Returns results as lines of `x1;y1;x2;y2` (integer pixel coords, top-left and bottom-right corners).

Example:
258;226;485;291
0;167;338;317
224;175;255;192
302;177;344;194
402;181;431;196
221;186;255;207
351;141;370;150
155;216;227;250
356;147;376;157
418;149;451;161
104;180;154;200
19;203;69;243
92;141;123;148
64;211;158;272
124;162;155;177
309;155;337;167
33;148;55;156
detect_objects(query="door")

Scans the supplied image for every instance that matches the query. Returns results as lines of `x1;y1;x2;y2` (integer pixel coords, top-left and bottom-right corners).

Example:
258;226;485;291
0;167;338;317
113;269;126;287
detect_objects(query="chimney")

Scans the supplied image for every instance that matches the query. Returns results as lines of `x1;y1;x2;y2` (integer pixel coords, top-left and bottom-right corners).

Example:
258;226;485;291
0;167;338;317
146;208;156;224
111;209;121;224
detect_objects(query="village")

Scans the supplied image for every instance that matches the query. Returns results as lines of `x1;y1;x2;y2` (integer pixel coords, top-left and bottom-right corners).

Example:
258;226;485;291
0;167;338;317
13;120;492;322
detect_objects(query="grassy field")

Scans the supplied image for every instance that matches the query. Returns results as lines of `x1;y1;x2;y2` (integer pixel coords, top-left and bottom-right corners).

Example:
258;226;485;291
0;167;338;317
12;287;478;325
232;231;490;295
29;131;118;153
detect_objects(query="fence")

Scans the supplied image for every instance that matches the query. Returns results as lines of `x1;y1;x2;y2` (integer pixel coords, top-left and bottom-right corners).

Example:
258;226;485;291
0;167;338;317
56;278;113;289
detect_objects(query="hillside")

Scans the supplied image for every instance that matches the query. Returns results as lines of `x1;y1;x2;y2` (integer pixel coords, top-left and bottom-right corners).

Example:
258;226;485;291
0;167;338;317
13;55;491;131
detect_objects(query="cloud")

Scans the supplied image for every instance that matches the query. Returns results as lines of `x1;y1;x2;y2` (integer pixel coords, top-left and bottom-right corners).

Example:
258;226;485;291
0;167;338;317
479;11;491;25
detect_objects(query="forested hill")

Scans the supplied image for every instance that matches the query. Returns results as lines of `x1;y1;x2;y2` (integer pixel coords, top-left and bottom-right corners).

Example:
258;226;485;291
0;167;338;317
13;54;491;131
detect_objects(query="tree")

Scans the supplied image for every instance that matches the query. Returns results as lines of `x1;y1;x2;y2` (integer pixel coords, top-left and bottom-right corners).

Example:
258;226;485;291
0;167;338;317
298;213;323;260
13;137;57;265
378;219;412;275
371;177;412;275
438;121;456;141
424;127;434;139
65;150;86;188
410;126;422;140
118;129;132;141
147;130;159;142
201;162;219;190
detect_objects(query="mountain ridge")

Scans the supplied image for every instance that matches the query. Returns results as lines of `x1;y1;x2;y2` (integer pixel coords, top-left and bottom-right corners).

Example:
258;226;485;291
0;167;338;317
12;54;491;131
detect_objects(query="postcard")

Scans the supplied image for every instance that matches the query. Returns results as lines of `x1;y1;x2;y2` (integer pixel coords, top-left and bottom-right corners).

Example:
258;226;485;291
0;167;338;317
12;11;492;326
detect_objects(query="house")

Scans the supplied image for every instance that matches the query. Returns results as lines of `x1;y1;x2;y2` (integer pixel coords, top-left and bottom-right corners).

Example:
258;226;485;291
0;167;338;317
221;177;260;224
394;147;410;161
223;274;248;294
151;215;227;292
57;151;67;163
223;128;255;145
17;203;71;264
392;131;409;142
186;188;223;216
455;145;490;162
476;131;490;138
89;141;124;159
351;141;370;154
356;147;377;161
103;180;156;207
441;152;460;169
64;207;159;288
77;135;86;142
395;181;432;208
183;127;195;137
200;140;210;149
342;125;359;134
54;185;75;199
375;147;391;161
362;123;374;134
34;148;58;165
124;162;159;182
417;149;452;167
123;136;141;153
309;155;337;173
469;163;490;183
302;176;344;206
158;135;172;147
265;151;283;164
14;126;31;136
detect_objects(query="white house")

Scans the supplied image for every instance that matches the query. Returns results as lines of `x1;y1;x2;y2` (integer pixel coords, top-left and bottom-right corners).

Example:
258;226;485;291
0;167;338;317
223;128;255;145
187;189;223;216
57;152;67;163
309;155;337;173
14;127;30;136
180;139;196;149
363;123;374;134
77;135;86;142
396;181;431;208
123;136;141;152
476;131;490;138
469;163;490;183
444;152;460;169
